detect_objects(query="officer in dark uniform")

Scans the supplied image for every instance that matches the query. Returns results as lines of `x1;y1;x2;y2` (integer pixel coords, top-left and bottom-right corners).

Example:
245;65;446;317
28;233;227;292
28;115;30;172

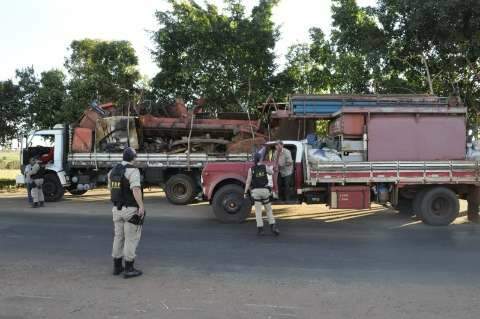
109;147;145;278
244;152;280;236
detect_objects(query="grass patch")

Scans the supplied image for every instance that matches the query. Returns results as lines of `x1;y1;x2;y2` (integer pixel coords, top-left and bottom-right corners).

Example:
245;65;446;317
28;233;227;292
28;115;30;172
0;169;20;191
0;151;19;162
0;169;19;180
0;151;20;170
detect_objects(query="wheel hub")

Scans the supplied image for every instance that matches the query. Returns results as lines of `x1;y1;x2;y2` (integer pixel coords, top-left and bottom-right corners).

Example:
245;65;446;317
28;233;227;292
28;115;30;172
223;195;242;215
173;184;187;196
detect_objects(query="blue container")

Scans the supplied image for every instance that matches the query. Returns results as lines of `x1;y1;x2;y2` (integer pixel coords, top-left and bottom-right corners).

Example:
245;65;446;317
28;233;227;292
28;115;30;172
290;95;448;115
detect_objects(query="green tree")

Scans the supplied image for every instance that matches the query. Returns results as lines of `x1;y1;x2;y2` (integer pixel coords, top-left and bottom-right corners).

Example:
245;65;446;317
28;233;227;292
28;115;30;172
15;67;39;129
152;0;279;111
0;80;23;143
65;39;141;120
374;0;480;122
31;69;67;128
273;29;334;97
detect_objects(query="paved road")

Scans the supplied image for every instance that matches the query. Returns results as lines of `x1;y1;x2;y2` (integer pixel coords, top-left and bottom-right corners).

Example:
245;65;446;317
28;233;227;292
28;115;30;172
1;189;479;319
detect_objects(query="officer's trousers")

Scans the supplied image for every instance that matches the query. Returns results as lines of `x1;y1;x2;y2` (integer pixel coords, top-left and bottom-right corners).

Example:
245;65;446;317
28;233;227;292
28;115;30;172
31;179;44;203
251;188;275;227
112;206;142;262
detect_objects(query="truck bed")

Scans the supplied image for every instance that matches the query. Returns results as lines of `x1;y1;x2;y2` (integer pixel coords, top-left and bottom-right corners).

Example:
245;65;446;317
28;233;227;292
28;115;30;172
68;152;251;168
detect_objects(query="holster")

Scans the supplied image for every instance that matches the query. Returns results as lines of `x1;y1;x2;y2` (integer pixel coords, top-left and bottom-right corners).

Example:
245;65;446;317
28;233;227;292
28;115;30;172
128;211;146;225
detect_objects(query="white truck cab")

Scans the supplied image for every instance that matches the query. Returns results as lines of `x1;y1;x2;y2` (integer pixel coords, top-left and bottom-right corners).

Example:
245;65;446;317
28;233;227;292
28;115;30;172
17;126;69;201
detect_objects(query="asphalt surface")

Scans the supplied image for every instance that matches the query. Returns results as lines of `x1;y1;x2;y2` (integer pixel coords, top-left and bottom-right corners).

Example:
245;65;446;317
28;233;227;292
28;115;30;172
0;189;479;319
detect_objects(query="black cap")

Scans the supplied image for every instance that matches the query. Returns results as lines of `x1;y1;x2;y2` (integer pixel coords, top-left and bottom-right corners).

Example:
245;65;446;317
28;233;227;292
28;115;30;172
123;147;137;162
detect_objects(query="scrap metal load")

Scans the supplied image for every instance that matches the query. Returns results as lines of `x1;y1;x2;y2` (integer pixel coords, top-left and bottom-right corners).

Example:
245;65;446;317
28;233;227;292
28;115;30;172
271;94;467;163
71;99;265;154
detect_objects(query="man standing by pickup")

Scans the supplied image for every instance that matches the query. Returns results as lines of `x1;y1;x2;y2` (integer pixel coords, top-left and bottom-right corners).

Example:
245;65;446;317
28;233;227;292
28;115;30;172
109;147;145;279
274;141;294;202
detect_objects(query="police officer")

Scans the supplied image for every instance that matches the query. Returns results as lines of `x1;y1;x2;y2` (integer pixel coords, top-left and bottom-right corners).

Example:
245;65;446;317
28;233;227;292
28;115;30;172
28;156;45;208
109;147;145;278
244;152;280;236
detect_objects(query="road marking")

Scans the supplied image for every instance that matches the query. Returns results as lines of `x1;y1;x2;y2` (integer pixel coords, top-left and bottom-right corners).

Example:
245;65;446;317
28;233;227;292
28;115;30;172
172;307;197;311
160;301;169;310
11;294;56;300
245;303;300;310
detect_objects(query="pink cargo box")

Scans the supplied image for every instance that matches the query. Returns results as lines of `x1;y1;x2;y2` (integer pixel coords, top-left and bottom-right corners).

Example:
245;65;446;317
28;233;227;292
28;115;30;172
367;114;466;161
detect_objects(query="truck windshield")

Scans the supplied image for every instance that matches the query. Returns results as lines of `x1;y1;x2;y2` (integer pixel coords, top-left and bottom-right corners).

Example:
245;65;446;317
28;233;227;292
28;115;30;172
29;135;54;147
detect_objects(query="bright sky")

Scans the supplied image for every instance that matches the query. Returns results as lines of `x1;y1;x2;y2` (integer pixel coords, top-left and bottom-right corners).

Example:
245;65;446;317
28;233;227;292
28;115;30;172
0;0;376;81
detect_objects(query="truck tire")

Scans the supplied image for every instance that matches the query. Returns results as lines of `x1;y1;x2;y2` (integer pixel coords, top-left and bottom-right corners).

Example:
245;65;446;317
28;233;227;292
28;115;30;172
165;174;196;205
68;189;88;196
419;187;459;226
212;184;252;223
43;174;65;202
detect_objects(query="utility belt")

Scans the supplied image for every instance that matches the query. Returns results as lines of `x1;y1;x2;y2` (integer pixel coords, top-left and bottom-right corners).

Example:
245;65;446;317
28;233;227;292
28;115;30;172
251;186;272;192
113;202;145;225
114;202;139;210
250;187;272;204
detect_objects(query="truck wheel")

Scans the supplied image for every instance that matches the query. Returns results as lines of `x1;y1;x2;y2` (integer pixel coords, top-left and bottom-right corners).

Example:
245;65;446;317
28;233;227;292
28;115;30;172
419;187;459;226
165;174;196;205
395;198;414;215
68;189;88;196
43;174;65;202
212;184;252;223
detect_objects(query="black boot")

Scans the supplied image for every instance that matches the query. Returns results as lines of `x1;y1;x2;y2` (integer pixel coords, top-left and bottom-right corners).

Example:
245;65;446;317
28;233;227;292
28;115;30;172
39;201;44;207
270;223;280;236
113;258;124;276
257;226;264;236
32;202;38;208
123;260;142;279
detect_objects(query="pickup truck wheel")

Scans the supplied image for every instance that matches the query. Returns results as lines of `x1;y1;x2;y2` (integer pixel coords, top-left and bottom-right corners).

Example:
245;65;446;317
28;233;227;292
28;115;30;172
420;187;459;226
165;174;196;205
212;184;252;223
43;174;65;202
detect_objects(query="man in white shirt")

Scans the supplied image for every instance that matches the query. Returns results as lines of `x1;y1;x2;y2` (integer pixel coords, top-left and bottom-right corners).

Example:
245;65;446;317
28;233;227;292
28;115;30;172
274;141;294;201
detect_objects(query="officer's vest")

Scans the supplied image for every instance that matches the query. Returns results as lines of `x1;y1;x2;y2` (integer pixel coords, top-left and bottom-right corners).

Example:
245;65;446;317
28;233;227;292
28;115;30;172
31;163;46;179
251;164;268;189
110;164;139;207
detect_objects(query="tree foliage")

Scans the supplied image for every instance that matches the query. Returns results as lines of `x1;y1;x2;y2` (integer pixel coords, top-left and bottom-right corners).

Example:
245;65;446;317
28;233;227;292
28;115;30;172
152;0;279;111
64;39;142;121
0;80;23;143
277;0;480;124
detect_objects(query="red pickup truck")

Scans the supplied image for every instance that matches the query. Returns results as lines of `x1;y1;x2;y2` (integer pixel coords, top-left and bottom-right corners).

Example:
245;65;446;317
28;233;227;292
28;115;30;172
201;141;480;226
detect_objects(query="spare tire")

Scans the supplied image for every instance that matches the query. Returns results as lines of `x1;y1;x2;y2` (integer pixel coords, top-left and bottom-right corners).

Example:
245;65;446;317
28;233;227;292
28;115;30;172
212;184;252;223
